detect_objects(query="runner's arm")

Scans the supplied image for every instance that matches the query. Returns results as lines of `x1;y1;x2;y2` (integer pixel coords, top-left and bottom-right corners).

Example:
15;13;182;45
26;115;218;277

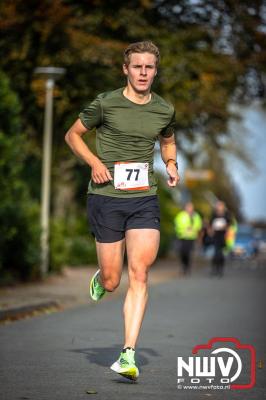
159;133;180;187
65;119;112;183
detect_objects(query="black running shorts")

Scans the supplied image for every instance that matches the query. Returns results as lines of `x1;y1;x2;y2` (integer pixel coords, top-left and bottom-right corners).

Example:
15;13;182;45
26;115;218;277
87;194;160;243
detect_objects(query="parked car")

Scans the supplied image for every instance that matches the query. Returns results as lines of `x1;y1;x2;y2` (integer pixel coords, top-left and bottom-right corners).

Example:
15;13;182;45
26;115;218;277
232;224;258;259
254;228;266;254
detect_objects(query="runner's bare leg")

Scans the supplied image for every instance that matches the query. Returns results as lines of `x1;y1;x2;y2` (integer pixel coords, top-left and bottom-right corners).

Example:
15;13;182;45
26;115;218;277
96;239;125;292
123;229;160;349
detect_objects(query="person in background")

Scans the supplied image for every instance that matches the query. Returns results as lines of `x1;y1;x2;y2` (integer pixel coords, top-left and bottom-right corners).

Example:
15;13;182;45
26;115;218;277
225;216;238;255
210;200;231;277
174;202;202;275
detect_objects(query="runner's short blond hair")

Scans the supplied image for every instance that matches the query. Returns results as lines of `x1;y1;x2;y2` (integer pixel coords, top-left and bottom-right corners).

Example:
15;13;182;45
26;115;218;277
124;41;160;66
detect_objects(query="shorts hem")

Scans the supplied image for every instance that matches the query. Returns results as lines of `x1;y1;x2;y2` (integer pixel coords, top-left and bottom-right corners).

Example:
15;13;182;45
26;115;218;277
126;226;160;232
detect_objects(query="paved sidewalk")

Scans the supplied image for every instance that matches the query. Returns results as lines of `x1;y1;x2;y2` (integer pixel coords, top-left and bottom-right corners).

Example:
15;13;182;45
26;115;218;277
0;259;181;322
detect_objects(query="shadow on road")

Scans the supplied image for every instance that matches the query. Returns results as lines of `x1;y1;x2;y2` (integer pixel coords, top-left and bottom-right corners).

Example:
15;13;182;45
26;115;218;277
69;345;160;368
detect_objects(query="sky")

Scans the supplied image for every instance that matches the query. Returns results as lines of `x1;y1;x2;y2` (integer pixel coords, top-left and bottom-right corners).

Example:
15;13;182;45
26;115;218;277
228;103;266;221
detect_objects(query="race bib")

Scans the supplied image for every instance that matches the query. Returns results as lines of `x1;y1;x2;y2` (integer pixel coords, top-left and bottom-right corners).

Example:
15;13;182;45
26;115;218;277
114;162;149;191
212;217;227;231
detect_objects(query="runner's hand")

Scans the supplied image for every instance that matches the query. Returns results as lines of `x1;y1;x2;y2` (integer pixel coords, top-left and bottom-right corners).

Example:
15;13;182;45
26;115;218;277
166;163;180;187
91;160;113;184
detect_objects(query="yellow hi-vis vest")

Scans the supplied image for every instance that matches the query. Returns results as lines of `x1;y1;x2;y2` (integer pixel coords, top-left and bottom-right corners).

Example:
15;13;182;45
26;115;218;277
225;219;238;250
174;211;202;240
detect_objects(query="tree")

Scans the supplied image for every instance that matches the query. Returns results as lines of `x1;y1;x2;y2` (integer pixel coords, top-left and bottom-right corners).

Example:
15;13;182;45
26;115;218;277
0;70;40;283
0;1;265;272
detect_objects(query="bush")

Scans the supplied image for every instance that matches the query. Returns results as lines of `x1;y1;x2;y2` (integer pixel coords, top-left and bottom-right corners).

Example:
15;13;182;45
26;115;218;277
0;71;41;284
157;176;180;257
50;215;97;271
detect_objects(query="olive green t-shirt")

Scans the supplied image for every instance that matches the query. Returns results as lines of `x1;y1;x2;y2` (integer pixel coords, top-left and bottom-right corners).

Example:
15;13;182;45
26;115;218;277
79;87;175;197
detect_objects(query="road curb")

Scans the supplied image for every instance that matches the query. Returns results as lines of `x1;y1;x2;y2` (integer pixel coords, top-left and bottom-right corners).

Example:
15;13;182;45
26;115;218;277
0;301;60;323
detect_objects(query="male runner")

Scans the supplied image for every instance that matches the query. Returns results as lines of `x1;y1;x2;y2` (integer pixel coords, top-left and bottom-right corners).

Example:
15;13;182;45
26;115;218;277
65;41;179;380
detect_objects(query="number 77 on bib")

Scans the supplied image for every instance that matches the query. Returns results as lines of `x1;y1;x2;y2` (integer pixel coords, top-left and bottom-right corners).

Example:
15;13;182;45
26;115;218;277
114;162;150;191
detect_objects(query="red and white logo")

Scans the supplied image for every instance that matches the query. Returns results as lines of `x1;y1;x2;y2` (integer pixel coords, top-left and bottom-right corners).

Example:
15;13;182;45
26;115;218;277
177;337;256;390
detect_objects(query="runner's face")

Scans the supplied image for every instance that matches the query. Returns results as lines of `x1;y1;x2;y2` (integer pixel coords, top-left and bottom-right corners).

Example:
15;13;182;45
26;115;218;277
123;52;157;94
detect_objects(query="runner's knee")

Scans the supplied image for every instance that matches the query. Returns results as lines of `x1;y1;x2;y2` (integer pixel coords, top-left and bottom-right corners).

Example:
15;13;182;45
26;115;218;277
129;264;149;284
101;273;120;292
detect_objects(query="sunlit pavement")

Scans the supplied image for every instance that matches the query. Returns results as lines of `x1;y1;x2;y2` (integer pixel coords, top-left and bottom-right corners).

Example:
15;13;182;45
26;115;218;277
0;262;265;400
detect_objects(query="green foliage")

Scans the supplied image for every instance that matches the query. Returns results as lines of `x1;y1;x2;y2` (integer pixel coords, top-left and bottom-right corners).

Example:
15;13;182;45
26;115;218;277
157;177;180;256
50;215;97;271
0;70;40;284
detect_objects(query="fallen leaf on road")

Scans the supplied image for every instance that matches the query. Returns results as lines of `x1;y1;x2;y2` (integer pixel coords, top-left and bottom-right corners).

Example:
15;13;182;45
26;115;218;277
86;389;98;394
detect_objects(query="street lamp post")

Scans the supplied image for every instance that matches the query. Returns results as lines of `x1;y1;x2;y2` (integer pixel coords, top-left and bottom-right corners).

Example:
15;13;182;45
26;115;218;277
34;67;65;277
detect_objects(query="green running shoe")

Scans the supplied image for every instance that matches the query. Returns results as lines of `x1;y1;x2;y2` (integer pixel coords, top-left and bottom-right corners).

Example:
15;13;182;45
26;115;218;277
110;348;139;381
89;269;106;301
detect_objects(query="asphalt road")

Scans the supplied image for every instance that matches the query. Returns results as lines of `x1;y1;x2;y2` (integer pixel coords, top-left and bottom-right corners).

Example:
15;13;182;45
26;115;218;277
0;262;265;400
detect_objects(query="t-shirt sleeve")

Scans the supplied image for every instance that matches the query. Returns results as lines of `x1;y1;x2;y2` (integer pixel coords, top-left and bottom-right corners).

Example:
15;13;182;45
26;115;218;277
78;95;103;130
160;110;176;138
